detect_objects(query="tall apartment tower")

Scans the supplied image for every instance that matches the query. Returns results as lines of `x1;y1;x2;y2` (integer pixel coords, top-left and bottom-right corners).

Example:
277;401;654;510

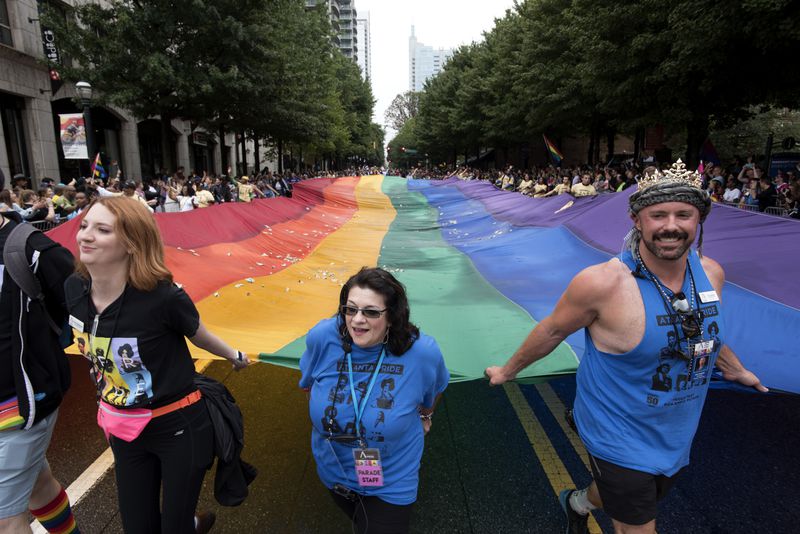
306;0;359;63
408;26;453;92
356;12;371;80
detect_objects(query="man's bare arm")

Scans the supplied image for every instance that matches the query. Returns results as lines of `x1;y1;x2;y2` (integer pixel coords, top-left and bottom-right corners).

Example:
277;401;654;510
485;263;618;385
701;256;768;392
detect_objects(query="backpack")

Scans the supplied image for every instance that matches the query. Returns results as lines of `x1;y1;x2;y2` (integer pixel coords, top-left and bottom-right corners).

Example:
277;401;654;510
2;222;67;342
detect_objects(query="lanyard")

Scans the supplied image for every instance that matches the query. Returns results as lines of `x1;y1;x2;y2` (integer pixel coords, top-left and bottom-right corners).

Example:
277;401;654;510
346;347;385;441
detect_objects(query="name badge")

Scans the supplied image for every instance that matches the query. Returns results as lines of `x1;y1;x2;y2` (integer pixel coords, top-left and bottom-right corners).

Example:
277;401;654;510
353;448;384;487
693;340;715;357
698;290;719;303
68;315;84;332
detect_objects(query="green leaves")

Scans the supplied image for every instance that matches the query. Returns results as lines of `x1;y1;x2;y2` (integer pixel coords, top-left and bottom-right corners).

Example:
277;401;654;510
42;0;380;166
412;0;800;166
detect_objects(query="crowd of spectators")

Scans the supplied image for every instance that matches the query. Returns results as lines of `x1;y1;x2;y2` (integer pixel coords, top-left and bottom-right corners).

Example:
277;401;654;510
0;166;377;225
394;160;800;219
3;161;797;225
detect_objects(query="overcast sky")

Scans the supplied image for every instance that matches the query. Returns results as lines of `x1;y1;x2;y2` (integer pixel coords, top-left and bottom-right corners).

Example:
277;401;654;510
355;0;517;142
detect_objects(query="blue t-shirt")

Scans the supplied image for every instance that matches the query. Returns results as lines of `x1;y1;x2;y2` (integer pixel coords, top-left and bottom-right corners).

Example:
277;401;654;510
299;318;449;505
574;249;723;476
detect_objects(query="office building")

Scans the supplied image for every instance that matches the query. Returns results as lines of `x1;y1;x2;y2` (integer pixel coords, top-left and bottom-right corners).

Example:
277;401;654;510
408;26;453;92
306;0;359;63
356;12;371;80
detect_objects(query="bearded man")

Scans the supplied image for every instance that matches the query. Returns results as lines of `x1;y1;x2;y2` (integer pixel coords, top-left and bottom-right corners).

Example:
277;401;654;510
485;160;767;534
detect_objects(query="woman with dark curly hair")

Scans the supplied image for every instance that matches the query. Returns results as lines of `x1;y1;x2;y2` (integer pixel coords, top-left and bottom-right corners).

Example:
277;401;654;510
300;267;449;534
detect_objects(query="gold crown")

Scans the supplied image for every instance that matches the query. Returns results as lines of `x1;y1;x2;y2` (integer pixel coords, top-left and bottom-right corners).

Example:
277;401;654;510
637;159;703;191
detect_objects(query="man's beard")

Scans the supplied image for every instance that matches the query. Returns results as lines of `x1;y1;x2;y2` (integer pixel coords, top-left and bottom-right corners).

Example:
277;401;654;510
642;230;692;260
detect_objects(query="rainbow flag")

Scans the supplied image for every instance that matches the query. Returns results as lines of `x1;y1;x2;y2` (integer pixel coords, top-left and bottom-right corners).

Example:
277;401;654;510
543;135;564;164
48;176;800;392
0;396;23;431
91;152;107;181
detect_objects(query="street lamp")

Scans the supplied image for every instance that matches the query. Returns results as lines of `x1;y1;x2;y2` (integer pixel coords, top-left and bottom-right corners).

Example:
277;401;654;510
75;81;94;162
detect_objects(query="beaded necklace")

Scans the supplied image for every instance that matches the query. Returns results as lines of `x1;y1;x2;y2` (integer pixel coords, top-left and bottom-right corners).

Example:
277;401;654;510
634;249;705;369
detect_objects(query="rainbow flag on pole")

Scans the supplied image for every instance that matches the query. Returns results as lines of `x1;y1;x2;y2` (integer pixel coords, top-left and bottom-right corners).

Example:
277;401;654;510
91;152;107;181
543;135;564;165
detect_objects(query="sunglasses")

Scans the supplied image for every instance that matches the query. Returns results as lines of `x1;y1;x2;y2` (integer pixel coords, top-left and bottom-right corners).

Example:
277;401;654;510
340;305;387;319
670;292;702;340
679;312;702;339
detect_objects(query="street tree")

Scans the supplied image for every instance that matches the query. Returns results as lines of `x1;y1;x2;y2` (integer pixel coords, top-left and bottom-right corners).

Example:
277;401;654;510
384;91;422;132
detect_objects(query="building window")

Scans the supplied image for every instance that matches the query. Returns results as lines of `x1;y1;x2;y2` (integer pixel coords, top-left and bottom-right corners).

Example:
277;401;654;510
0;0;13;46
1;93;31;178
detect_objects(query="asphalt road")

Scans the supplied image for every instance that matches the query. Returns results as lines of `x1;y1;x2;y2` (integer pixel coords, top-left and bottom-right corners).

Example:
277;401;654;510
44;356;800;533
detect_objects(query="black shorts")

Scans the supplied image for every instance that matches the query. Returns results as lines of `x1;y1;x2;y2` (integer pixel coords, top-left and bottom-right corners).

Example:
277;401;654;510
329;489;414;534
589;454;683;526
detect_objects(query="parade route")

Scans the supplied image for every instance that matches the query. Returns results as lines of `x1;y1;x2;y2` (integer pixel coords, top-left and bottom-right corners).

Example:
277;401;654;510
41;356;800;533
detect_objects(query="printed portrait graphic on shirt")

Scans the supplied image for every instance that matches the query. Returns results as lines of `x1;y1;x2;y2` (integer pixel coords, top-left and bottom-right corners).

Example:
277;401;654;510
651;363;673;392
74;330;153;406
375;378;396;409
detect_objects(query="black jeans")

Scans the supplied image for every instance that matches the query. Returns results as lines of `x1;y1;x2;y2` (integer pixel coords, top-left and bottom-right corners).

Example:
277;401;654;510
330;489;414;534
109;398;214;534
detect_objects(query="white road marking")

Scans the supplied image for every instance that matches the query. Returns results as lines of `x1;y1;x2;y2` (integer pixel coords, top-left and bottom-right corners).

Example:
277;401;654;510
31;359;213;531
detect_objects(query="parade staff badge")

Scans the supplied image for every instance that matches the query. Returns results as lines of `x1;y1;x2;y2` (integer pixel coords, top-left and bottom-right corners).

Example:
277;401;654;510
693;340;715;358
353;448;384;487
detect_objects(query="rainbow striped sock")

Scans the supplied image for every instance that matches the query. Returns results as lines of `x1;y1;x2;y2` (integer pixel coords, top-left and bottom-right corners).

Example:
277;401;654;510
30;487;79;534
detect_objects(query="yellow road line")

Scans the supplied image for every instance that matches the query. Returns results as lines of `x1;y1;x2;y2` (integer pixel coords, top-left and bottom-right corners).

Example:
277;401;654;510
504;383;602;534
535;383;593;472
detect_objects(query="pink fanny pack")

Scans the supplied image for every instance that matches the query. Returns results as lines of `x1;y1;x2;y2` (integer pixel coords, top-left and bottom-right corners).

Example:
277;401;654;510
97;390;202;442
97;402;152;442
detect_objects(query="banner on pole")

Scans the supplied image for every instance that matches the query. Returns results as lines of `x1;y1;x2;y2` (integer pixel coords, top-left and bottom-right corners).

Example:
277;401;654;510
59;113;88;159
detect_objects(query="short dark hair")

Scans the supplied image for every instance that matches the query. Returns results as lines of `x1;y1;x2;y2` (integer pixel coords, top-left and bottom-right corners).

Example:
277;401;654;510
337;267;419;356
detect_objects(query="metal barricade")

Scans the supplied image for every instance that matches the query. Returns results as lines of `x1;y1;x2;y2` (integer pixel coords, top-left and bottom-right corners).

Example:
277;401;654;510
736;203;760;213
30;219;64;232
764;207;789;218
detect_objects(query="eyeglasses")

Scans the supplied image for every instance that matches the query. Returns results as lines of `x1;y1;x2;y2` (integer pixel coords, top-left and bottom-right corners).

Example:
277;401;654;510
340;305;387;319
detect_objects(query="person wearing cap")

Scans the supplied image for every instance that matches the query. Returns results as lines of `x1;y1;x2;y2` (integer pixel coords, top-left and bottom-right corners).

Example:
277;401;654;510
12;174;30;189
120;180;154;213
235;175;264;203
485;160;767;534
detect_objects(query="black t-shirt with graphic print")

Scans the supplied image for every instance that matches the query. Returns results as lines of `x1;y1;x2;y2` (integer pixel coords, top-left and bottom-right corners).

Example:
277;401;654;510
65;275;200;409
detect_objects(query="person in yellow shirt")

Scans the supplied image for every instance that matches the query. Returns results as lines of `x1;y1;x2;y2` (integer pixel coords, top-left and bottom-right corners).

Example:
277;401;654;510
532;177;549;198
517;174;534;195
544;175;573;197
571;173;597;197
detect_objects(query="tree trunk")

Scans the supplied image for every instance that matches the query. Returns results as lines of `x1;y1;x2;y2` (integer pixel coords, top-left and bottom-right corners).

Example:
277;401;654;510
253;136;260;173
594;126;601;165
277;139;284;174
160;114;174;174
684;114;709;168
606;126;616;163
587;128;595;166
633;126;644;162
240;130;248;175
219;125;227;175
